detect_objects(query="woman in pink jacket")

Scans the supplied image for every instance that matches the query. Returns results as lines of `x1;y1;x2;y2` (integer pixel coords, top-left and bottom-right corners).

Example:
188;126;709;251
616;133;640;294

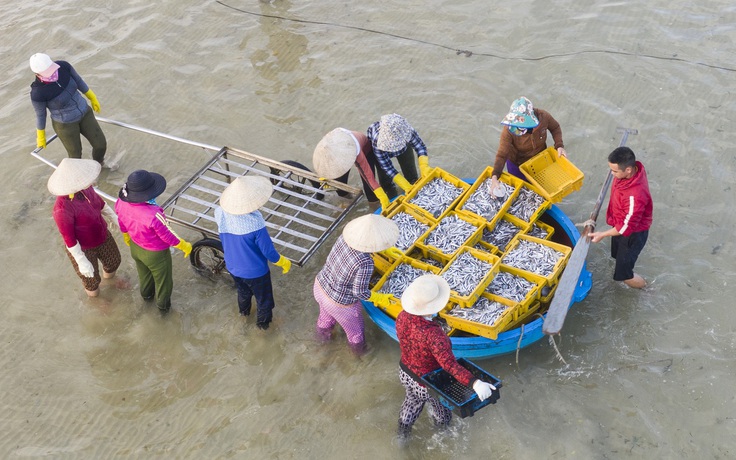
115;170;191;313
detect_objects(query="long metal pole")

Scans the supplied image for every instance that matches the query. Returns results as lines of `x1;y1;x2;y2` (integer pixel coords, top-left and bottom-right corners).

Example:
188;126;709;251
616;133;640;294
543;127;638;335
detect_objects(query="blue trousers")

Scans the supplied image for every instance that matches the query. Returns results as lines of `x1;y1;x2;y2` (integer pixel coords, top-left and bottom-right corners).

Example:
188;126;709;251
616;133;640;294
232;272;275;326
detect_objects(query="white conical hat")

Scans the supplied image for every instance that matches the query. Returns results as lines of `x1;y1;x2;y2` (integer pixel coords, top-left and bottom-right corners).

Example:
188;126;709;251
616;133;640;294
312;128;359;179
47;158;101;196
400;274;451;316
342;214;399;253
219;176;273;215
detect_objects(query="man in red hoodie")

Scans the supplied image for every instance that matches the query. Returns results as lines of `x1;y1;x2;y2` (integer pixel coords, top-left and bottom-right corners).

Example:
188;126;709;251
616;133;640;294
589;147;653;289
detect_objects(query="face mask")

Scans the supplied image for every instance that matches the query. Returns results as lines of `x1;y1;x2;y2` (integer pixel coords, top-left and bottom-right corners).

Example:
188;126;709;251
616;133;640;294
423;313;437;321
38;70;59;83
508;126;528;136
147;198;158;206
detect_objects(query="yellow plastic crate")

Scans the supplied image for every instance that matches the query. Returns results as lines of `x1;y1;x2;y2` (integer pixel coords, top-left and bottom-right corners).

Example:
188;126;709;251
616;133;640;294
440;293;516;340
479;213;530;254
539;280;558;305
440;247;500;308
379;194;405;217
519;146;584;203
467;239;498;257
371;253;393;275
506;184;551;224
501;234;571;285
372;256;441;319
404;168;470;220
526;219;555;241
385;202;437;254
406;244;451;271
455;167;517;223
418;211;485;260
484;264;543;314
505;300;543;330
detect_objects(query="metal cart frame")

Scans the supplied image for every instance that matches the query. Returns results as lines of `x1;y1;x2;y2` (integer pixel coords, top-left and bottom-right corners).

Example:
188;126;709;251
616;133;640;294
31;117;364;278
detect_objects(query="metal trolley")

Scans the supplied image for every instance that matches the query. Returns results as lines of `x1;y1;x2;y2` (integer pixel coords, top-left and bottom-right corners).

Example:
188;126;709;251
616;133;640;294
31;117;364;278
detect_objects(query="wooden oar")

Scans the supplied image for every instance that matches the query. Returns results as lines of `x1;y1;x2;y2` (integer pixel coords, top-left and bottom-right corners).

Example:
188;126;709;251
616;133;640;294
542;127;638;335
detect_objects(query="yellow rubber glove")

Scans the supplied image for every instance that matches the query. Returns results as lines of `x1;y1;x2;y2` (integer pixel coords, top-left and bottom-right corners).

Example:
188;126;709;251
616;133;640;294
373;187;390;211
369;290;393;307
274;254;292;274
122;232;131;247
382;247;404;260
84;89;101;113
418;156;431;177
174;239;192;258
393;174;413;194
36;129;46;149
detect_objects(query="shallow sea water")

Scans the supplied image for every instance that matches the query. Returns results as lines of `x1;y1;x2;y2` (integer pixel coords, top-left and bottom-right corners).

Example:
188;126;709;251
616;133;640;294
1;1;735;458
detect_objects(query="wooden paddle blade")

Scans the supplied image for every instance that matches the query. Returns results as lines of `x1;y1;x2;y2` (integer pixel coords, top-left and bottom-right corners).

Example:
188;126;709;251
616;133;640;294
543;236;591;335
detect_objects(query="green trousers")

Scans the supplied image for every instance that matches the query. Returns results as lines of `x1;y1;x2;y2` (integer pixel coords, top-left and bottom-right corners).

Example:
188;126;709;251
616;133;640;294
375;146;420;200
51;107;107;163
129;242;173;312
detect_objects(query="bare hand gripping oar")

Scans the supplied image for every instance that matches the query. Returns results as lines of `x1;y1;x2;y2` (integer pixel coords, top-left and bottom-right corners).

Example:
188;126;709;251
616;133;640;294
542;127;638;335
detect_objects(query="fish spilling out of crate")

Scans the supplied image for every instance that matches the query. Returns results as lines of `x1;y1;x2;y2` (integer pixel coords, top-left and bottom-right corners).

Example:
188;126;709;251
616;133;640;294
424;215;477;254
445;297;508;326
441;251;493;296
508;186;546;221
483;219;522;252
409;178;464;218
390;211;430;251
378;263;435;298
460;180;514;220
502;239;564;277
486;271;536;302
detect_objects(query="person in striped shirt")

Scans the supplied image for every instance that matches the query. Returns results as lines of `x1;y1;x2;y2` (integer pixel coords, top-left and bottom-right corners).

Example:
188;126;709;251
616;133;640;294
313;214;397;355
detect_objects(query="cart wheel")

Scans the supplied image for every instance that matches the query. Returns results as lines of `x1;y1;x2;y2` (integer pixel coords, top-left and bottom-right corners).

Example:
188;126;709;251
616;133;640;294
190;238;231;282
270;160;324;200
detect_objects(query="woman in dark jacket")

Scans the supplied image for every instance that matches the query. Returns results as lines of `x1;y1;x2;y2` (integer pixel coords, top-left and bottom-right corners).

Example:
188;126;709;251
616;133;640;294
29;53;107;164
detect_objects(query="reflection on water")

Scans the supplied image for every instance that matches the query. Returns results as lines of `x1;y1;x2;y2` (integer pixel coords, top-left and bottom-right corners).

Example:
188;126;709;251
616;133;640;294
2;0;736;458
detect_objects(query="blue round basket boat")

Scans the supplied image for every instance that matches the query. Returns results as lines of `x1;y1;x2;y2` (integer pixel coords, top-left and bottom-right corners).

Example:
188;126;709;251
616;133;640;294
362;203;592;360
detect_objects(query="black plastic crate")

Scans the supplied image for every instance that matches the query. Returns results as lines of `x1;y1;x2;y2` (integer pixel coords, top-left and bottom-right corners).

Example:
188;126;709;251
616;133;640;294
420;358;502;418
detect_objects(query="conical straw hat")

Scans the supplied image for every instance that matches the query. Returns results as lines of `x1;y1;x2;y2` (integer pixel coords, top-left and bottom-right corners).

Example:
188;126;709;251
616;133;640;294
219;176;273;215
342;214;399;253
47;158;101;196
400;274;451;316
312;128;359;179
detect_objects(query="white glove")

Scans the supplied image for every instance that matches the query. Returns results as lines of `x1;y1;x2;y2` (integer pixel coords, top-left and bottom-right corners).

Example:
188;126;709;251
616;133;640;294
67;242;95;278
472;379;497;402
101;203;119;230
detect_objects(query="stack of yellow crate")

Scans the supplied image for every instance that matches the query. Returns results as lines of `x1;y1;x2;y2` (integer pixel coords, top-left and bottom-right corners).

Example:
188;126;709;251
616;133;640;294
370;157;580;340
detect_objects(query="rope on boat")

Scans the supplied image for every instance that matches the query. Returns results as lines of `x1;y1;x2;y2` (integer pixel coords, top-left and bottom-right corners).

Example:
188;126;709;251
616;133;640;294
548;334;568;366
515;324;524;365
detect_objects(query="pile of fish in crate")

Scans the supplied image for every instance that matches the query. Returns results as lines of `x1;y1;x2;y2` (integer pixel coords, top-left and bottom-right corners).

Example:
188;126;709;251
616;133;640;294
370;166;572;340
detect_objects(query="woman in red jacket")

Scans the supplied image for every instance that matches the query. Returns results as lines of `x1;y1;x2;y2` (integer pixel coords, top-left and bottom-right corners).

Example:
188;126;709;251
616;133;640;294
589;147;653;288
48;158;120;297
395;275;496;443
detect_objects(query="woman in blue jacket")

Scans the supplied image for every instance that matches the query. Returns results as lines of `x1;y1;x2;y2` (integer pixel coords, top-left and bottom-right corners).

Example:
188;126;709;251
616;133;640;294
215;176;291;330
29;53;107;164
